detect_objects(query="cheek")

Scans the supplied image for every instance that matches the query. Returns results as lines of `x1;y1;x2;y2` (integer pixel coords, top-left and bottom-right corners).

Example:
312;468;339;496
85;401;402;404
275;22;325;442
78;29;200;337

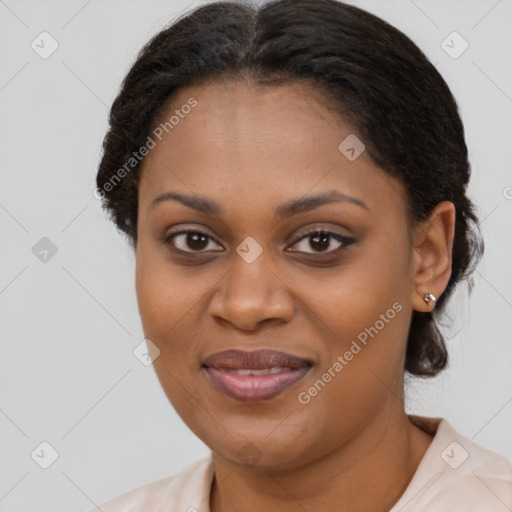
135;259;203;406
295;232;412;400
135;264;175;339
297;240;409;346
135;244;201;340
134;247;213;384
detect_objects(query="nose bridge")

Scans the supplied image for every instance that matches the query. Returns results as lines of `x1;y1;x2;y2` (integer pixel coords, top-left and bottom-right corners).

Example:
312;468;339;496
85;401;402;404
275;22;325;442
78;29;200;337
226;246;277;306
209;245;294;329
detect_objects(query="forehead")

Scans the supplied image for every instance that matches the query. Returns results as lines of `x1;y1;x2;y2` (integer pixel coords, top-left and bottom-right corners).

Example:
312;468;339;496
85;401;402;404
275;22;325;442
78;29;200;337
138;80;406;220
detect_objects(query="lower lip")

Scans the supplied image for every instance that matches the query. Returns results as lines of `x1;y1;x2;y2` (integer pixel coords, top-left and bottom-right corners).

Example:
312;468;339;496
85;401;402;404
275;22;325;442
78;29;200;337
204;366;311;402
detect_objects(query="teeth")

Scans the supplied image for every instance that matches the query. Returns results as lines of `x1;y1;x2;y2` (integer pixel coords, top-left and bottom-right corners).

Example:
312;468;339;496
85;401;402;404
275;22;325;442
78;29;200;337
252;369;272;375
226;367;291;376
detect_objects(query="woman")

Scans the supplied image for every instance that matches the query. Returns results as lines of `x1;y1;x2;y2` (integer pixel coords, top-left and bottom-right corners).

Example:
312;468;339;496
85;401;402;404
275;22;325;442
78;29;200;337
94;0;512;510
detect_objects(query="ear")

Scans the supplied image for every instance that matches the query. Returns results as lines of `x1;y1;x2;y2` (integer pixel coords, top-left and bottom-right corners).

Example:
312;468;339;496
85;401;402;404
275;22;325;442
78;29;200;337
410;201;456;312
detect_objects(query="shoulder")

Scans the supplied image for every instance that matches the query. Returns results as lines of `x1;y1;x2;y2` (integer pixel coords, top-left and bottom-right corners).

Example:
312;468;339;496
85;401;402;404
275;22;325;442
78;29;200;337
392;416;512;511
94;456;214;512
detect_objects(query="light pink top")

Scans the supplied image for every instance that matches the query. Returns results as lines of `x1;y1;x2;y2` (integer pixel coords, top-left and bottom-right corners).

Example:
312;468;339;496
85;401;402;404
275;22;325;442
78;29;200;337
95;416;512;511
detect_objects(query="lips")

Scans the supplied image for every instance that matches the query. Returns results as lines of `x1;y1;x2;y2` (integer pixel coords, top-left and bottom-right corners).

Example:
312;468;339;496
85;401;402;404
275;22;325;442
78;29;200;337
202;349;312;402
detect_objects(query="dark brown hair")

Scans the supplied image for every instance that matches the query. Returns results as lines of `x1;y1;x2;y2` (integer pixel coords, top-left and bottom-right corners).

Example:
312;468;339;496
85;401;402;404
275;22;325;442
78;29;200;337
96;0;484;376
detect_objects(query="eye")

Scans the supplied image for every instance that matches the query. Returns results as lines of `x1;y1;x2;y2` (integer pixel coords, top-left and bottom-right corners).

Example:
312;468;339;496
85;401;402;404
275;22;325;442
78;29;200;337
287;229;355;254
164;230;223;253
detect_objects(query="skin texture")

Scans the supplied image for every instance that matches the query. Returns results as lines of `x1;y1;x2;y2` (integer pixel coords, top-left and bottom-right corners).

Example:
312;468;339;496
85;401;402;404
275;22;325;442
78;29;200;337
135;79;455;511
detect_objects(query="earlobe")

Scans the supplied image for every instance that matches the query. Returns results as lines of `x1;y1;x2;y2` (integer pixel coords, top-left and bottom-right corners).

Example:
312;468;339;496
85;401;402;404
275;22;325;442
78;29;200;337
411;201;456;312
422;292;437;309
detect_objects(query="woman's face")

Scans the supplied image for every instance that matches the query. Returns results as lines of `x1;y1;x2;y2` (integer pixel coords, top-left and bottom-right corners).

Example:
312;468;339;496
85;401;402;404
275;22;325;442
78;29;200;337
135;80;421;469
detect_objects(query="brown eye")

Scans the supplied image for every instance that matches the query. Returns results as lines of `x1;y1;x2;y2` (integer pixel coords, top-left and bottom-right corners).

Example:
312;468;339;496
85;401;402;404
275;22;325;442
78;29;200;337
289;230;355;254
309;231;331;252
165;230;223;253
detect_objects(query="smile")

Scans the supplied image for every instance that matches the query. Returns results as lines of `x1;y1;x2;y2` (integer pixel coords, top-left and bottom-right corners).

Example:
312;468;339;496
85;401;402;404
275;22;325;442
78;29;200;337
202;349;313;402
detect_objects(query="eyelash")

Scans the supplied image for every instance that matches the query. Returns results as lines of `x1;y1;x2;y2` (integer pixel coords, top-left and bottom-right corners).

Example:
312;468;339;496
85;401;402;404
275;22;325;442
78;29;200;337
163;227;356;258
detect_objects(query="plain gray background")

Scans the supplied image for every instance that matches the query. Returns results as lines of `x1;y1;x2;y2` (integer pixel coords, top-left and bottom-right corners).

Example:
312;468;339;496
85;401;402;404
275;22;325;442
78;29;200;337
1;0;511;510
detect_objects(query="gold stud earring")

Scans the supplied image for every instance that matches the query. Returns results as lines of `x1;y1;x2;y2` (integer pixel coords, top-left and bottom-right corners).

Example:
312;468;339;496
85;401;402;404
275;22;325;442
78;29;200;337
423;293;437;307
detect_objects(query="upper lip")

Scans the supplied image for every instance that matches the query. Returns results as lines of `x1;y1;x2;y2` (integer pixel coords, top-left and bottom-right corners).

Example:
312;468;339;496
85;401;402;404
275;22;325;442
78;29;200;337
202;349;312;370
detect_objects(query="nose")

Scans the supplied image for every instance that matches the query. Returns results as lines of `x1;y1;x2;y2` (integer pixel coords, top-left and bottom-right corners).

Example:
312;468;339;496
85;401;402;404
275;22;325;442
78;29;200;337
208;252;295;331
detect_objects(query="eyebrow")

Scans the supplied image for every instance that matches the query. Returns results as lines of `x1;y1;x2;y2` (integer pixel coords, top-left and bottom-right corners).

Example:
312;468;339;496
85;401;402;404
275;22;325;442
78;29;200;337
149;189;369;217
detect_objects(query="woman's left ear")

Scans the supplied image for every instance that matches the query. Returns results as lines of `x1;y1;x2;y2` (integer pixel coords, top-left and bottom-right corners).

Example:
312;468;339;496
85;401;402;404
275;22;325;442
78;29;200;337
411;201;456;312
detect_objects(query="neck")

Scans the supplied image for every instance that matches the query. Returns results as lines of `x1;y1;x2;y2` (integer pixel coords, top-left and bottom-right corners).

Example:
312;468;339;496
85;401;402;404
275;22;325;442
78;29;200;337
209;409;433;512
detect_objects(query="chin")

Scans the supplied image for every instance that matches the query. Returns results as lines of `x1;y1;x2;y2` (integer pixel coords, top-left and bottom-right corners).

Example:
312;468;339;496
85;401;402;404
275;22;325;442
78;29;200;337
198;418;320;471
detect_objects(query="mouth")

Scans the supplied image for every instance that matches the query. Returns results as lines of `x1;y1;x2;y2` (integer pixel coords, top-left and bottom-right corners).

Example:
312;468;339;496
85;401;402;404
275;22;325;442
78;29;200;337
202;349;313;402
